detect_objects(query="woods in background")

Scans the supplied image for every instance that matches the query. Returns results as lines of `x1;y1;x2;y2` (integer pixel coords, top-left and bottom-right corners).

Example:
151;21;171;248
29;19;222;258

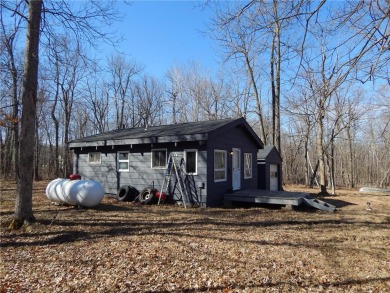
1;0;389;192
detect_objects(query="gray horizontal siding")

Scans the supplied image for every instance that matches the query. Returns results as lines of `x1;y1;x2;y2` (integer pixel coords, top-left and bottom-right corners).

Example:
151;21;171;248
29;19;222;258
75;153;117;194
73;144;208;205
71;119;263;207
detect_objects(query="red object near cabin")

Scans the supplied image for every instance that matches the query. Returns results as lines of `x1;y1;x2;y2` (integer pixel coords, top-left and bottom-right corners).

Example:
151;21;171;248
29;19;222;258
68;174;81;180
155;191;166;201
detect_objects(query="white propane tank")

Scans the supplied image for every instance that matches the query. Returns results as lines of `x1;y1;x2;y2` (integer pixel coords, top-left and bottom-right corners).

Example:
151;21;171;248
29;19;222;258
46;178;105;207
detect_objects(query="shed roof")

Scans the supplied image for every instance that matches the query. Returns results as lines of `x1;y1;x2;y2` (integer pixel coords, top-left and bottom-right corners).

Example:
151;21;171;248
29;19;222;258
69;117;264;148
257;145;283;162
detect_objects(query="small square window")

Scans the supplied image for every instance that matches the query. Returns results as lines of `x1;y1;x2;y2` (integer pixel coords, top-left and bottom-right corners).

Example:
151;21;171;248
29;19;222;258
151;149;167;169
88;153;101;164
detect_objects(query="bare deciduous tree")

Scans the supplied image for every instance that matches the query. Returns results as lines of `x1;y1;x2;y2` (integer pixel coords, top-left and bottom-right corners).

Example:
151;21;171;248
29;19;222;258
133;75;165;127
107;54;143;129
10;0;42;229
85;78;110;134
2;0;123;229
0;4;25;178
211;3;267;143
209;0;328;152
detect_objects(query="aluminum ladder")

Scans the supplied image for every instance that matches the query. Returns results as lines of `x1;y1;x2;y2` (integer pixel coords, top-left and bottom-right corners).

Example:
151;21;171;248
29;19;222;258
158;153;189;208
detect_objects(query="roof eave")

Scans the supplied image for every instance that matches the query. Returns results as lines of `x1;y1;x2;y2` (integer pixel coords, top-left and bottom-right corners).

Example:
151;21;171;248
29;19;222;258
69;133;209;149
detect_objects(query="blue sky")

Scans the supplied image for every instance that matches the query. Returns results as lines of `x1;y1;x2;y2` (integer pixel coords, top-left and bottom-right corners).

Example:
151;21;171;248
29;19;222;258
113;1;218;78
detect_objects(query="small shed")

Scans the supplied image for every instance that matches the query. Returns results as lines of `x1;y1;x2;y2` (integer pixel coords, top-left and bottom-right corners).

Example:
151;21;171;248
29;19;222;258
69;117;264;207
257;146;283;191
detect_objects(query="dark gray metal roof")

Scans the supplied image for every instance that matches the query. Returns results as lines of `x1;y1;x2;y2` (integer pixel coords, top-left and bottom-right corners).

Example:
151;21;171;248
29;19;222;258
257;145;282;162
69;117;264;148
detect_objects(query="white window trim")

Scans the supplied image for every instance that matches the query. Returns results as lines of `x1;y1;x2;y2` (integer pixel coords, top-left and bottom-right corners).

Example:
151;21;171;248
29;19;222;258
151;148;167;169
184;149;198;175
118;151;129;172
214;149;227;182
88;152;101;165
244;153;253;179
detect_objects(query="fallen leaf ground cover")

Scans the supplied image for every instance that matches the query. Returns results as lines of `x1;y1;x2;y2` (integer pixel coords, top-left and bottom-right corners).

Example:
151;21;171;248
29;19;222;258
1;180;390;292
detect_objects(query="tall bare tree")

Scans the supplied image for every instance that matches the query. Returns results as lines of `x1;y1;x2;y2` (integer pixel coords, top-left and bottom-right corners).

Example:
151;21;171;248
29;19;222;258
165;62;227;123
85;79;110;133
107;54;143;129
133;75;165;127
209;0;327;150
0;4;25;178
165;65;184;124
3;0;123;228
43;35;88;177
211;3;267;143
10;0;42;229
284;88;316;187
270;0;280;150
44;37;63;177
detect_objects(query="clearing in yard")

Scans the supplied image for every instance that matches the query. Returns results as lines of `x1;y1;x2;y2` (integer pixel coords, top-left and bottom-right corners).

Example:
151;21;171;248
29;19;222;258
1;180;389;292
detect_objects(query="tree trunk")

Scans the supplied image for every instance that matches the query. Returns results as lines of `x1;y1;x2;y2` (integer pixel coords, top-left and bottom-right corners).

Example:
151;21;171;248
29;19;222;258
346;126;355;188
304;116;312;186
52;58;60;177
53;115;60;177
11;51;20;181
34;117;40;181
309;160;319;189
330;129;336;195
64;108;70;177
271;0;281;153
304;142;309;186
316;114;328;194
1;132;13;178
244;54;266;144
11;0;42;229
172;92;177;124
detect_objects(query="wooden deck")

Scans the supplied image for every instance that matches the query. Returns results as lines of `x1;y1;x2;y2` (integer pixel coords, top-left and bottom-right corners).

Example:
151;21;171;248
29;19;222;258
224;189;336;212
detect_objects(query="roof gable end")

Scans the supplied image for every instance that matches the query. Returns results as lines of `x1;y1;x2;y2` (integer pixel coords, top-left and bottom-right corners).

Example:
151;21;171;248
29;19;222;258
257;145;283;162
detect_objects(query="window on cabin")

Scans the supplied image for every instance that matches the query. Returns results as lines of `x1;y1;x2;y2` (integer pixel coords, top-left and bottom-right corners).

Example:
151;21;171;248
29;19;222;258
244;153;252;179
185;149;197;175
214;150;227;181
88;152;101;164
118;152;129;172
152;149;167;168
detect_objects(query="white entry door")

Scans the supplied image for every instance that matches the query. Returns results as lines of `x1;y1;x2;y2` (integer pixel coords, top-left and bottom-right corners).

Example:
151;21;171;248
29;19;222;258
232;148;241;190
270;164;279;191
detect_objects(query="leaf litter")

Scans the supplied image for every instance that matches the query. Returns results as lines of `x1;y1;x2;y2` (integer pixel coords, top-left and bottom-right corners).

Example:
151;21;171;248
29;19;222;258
1;181;390;292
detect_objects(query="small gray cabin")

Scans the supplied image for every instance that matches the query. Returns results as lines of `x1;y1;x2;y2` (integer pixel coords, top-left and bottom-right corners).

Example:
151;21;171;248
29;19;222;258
69;117;264;207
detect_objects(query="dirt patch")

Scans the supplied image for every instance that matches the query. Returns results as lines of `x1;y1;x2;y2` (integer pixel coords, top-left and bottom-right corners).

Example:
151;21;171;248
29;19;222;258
1;181;390;292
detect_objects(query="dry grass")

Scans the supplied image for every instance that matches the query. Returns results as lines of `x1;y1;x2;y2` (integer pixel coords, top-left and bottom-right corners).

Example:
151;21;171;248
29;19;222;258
1;180;390;292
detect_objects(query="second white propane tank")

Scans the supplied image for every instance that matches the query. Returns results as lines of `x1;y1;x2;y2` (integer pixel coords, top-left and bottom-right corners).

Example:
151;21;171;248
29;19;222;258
46;178;104;207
